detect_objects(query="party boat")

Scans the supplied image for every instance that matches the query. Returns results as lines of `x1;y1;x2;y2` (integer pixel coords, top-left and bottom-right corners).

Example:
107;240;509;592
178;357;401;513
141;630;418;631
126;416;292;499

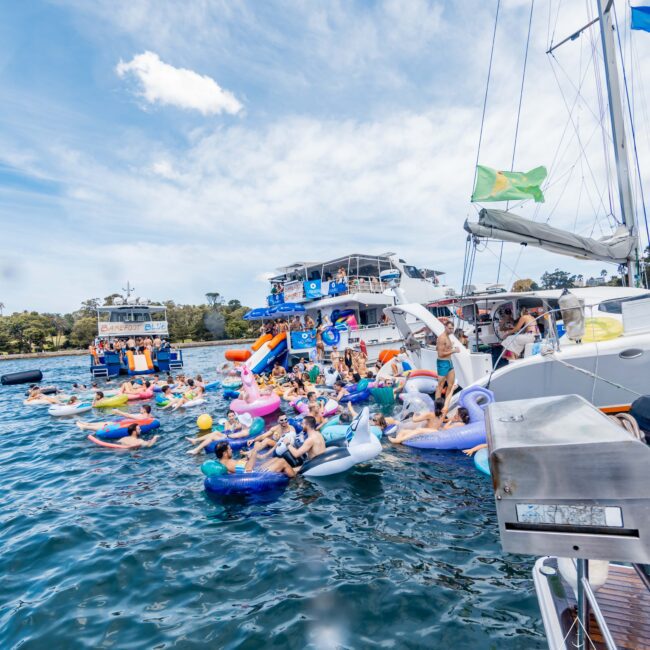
234;253;455;373
89;285;183;378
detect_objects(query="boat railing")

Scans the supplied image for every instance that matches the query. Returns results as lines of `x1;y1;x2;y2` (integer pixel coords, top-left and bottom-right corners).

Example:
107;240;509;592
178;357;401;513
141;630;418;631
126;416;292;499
268;276;388;305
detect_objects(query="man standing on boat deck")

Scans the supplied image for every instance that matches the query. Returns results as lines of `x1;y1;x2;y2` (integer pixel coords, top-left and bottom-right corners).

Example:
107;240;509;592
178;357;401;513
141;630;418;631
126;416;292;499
435;321;460;404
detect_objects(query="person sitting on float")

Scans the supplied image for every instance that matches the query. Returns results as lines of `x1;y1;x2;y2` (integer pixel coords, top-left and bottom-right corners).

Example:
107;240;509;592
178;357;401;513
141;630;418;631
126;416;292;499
25;387;60;404
282;378;306;401
173;384;204;410
185;427;227;455
346;403;397;433
116;423;159;449
333;381;350;402
389;407;470;445
111;404;152;420
247;416;322;477
283;416;326;465
222;410;250;439
118;378;141;395
245;415;297;458
271;362;286;380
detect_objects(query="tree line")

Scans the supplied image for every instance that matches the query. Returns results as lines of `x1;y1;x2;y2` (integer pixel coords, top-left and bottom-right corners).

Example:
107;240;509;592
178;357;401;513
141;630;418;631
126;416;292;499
0;292;257;355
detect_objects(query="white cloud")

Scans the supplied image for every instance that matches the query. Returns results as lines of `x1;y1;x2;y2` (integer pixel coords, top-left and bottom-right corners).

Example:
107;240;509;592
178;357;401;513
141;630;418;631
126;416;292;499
116;51;242;115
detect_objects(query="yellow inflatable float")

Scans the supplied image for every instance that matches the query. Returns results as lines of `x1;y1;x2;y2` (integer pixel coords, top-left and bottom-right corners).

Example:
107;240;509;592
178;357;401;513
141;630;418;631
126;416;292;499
581;317;624;343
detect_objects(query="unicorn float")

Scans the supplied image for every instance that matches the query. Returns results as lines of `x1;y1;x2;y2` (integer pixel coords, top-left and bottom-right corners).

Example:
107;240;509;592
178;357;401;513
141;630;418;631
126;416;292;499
230;365;281;417
300;407;382;477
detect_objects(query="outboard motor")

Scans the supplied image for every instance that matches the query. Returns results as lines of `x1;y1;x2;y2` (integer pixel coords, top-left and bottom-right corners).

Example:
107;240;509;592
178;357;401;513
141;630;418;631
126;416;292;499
558;289;585;342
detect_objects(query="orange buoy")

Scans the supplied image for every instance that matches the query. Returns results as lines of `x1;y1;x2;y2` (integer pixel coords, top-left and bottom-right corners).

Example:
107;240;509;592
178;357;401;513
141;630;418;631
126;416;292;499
225;349;252;362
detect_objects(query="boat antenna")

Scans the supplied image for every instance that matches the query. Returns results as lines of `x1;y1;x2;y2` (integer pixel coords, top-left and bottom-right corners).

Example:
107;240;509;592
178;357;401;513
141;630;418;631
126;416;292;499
122;281;135;299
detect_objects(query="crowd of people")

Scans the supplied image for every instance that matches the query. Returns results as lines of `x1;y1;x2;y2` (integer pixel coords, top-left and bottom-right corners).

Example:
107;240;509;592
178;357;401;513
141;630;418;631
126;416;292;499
89;336;171;362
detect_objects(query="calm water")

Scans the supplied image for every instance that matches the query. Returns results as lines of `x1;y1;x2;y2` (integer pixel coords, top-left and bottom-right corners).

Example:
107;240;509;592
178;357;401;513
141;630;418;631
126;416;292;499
0;347;544;649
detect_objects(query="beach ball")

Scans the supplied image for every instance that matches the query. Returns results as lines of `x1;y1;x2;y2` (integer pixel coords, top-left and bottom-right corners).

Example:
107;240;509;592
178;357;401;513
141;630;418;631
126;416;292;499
197;414;213;430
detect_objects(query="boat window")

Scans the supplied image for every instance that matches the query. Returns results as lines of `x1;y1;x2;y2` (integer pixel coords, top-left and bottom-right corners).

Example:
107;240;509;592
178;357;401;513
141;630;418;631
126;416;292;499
428;305;453;319
598;293;650;314
403;265;423;279
359;309;378;326
461;305;477;323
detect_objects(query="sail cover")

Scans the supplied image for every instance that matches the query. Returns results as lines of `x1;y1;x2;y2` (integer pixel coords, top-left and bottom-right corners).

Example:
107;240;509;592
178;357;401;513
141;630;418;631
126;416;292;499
464;208;636;263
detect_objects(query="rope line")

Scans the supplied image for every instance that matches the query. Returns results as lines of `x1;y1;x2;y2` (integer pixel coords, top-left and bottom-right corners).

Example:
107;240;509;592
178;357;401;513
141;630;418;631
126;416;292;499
472;0;501;195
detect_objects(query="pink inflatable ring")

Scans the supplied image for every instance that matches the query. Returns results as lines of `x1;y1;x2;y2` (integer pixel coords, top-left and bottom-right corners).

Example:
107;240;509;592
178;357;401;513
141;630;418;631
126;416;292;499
230;366;281;417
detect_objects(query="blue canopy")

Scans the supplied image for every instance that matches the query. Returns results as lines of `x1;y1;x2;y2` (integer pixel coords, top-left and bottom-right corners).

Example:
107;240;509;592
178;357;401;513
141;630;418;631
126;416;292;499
268;303;306;317
243;307;272;321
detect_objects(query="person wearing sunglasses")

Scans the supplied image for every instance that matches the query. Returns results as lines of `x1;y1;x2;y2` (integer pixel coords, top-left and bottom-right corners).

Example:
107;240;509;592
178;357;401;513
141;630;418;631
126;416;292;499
245;414;296;459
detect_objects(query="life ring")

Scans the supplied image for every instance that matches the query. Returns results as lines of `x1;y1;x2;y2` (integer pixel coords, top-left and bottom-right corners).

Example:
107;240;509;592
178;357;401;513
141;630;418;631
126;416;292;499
321;326;340;346
204;472;289;496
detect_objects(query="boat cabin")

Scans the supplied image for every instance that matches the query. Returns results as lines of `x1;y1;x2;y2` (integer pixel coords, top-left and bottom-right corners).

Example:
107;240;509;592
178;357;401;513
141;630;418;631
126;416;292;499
90;299;183;378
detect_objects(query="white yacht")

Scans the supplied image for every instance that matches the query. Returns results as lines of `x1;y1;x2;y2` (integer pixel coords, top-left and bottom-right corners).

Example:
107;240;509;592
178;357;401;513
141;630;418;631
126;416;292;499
264;253;454;363
384;285;650;410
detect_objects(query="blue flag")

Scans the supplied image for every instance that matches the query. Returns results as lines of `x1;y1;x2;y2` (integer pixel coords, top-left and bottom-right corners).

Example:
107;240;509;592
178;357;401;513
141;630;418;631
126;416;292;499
303;279;321;299
632;6;650;32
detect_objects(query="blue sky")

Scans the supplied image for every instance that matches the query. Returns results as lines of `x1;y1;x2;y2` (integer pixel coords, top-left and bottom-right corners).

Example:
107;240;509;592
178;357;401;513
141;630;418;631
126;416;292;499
1;0;649;313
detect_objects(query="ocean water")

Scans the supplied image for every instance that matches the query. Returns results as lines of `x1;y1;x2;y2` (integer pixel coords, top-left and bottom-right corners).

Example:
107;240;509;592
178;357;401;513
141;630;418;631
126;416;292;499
0;347;545;649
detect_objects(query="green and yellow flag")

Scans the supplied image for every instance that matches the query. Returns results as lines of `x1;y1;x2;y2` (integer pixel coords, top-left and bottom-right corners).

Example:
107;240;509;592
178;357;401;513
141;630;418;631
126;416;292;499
471;165;547;203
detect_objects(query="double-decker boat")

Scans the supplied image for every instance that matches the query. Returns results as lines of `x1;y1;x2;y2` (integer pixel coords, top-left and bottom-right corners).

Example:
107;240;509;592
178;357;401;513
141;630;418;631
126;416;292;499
89;289;183;378
234;253;455;372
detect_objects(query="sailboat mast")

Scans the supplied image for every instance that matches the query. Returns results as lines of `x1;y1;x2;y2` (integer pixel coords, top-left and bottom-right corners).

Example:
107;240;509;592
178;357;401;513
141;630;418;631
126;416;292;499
596;0;639;286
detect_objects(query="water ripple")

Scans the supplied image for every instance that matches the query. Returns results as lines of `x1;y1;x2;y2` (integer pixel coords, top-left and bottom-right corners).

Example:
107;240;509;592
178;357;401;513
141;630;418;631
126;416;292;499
0;348;544;648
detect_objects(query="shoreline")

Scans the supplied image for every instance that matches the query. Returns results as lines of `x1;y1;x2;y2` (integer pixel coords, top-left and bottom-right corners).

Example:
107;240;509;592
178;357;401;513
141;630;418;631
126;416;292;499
0;339;255;362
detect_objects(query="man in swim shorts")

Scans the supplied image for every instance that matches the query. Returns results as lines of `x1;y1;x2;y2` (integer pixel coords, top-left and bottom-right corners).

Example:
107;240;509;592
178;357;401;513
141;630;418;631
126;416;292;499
436;321;460;404
284;416;326;461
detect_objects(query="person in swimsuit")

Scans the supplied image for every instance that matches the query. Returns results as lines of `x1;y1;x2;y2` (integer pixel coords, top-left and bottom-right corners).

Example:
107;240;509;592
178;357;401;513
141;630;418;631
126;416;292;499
111;404;152;420
246;415;296;457
257;416;323;476
435;321;460;402
389;407;470;445
76;404;152;431
501;307;540;360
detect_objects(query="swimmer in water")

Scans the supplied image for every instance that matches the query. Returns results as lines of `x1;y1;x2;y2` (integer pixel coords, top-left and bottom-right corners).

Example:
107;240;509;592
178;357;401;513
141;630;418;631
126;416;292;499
116;423;159;448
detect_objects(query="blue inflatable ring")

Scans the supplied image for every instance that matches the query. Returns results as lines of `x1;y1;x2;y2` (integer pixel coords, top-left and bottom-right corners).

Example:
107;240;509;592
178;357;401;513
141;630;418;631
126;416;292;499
321;326;340;346
204;472;289;496
96;418;160;440
339;388;371;404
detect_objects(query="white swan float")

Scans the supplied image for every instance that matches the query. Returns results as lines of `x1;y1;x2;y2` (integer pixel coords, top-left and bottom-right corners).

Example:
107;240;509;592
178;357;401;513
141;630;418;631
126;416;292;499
300;407;382;478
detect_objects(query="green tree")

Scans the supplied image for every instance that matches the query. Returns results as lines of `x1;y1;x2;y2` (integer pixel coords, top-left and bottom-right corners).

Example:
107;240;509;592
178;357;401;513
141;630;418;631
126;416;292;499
69;317;97;348
540;269;577;290
77;298;100;318
205;292;223;309
103;293;122;306
511;278;539;292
